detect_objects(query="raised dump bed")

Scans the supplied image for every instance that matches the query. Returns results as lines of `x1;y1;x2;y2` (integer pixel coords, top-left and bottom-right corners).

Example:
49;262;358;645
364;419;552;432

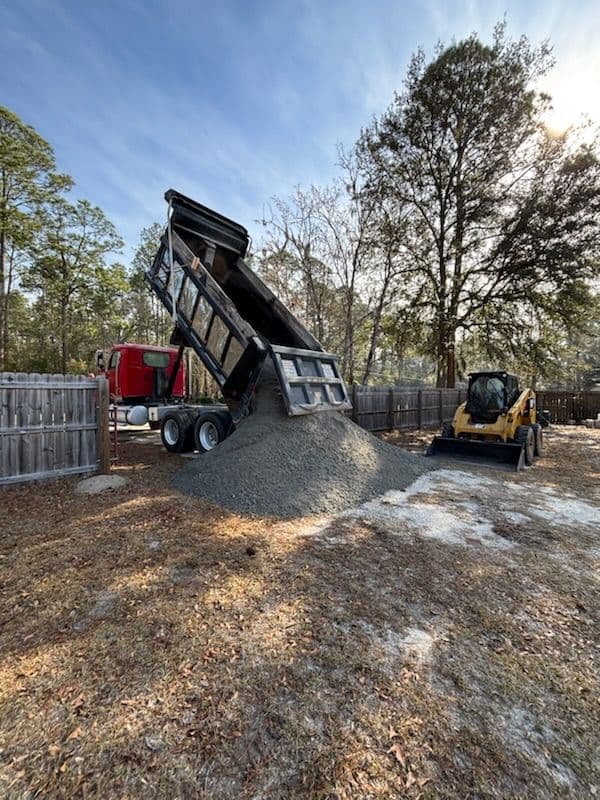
146;190;351;420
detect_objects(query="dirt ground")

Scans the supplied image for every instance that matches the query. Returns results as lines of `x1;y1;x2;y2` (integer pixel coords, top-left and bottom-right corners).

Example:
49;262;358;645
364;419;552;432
0;425;598;799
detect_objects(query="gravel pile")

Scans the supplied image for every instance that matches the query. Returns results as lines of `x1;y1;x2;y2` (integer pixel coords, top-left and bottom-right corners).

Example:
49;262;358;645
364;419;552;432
173;361;435;518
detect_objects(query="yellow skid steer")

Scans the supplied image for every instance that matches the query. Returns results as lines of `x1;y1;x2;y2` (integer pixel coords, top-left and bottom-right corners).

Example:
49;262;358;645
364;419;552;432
427;371;544;471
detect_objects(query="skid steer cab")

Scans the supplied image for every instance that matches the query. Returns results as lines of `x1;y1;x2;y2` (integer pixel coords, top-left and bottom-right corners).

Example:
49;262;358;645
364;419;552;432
427;371;544;471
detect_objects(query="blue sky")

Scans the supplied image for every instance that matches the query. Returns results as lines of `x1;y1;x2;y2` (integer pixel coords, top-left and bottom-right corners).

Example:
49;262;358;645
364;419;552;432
1;0;599;261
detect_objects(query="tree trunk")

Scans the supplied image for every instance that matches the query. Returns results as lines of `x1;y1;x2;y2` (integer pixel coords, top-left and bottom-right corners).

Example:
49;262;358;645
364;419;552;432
362;305;383;384
60;302;68;374
435;324;457;389
0;227;5;370
446;338;456;388
340;286;355;384
447;159;464;391
435;313;447;387
362;265;392;384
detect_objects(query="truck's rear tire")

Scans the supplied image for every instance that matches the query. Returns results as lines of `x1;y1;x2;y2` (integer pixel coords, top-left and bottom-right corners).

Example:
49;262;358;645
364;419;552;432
531;423;544;457
515;425;535;466
160;411;195;453
193;413;226;453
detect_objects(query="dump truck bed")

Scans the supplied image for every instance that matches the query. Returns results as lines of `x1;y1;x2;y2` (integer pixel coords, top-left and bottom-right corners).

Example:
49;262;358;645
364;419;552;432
146;190;351;418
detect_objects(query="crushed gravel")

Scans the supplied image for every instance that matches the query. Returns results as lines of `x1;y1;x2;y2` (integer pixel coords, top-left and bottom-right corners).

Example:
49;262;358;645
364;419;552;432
173;360;435;517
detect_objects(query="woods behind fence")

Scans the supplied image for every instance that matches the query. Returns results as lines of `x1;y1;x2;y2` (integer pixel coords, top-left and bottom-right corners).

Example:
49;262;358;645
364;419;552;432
0;373;109;486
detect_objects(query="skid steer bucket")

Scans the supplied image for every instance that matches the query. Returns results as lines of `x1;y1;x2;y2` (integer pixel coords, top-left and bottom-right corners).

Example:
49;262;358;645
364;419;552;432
426;437;526;472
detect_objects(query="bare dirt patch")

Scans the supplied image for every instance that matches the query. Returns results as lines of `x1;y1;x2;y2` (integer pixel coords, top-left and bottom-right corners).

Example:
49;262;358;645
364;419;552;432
0;426;598;798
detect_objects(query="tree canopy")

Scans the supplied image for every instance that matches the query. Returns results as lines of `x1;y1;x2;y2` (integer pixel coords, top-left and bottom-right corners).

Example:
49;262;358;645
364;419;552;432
356;24;600;386
1;24;599;389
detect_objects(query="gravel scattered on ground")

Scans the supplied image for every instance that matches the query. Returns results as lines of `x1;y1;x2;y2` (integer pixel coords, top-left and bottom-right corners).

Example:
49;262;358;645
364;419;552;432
173;361;434;517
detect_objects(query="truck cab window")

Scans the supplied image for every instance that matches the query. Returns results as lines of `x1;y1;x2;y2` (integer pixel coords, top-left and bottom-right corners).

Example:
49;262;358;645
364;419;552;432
142;351;170;368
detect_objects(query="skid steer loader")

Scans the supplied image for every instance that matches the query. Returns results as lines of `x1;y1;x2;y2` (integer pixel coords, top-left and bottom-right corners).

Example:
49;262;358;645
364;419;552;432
427;371;544;471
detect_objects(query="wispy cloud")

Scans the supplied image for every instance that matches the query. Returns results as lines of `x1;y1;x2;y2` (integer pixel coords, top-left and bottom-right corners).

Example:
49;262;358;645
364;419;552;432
1;0;598;260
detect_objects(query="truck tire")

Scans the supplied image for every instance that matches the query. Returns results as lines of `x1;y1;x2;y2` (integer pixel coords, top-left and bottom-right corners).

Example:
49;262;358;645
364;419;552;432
193;413;227;453
160;410;195;453
530;423;544;457
515;425;535;466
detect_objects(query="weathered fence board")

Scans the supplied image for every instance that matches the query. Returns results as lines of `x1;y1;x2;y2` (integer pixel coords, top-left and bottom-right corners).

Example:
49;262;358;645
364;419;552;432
352;385;465;431
0;373;110;486
536;391;600;424
352;385;600;432
351;385;467;432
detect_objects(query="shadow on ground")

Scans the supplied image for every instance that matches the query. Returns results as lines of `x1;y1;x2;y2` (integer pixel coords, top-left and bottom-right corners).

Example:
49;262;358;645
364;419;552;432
0;427;598;799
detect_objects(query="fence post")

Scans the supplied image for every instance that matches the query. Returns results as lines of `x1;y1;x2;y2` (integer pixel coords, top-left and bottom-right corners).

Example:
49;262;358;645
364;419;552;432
388;387;395;431
351;384;359;423
96;376;111;474
438;389;444;426
417;389;423;429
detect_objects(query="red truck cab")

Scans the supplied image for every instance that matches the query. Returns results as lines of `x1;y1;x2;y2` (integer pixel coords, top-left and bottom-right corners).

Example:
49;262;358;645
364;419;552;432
106;343;185;403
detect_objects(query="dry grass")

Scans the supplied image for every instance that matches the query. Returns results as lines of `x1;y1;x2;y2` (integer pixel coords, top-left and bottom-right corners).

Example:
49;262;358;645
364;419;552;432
0;426;598;799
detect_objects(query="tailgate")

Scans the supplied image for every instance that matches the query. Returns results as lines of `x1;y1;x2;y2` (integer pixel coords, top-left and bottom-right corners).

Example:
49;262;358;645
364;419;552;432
270;345;352;416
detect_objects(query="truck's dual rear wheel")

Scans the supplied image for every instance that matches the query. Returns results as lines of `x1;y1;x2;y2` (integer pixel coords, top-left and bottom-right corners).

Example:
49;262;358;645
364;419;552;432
193;414;226;453
160;410;227;454
161;411;196;453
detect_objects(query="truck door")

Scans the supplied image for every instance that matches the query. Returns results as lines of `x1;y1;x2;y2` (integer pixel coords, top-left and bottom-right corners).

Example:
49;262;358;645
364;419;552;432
106;349;121;398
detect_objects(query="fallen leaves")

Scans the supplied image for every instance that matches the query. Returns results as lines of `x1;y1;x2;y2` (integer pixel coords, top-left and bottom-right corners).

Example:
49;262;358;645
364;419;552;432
144;735;163;752
387;738;431;790
0;430;598;799
387;742;407;768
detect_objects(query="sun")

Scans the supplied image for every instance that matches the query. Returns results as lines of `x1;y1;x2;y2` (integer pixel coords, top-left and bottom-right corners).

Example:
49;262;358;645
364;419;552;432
540;65;598;138
544;95;584;135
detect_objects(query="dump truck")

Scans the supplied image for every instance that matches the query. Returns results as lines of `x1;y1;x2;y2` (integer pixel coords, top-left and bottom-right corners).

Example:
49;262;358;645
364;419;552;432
140;189;351;453
101;343;185;428
96;341;234;450
427;371;544;471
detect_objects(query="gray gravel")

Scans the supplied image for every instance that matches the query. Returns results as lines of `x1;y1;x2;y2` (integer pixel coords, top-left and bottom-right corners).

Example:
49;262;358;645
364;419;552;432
173;361;435;518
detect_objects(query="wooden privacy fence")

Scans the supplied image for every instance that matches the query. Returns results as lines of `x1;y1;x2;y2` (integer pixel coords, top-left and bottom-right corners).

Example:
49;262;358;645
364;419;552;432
351;385;467;432
0;373;110;486
351;385;600;431
536;391;600;424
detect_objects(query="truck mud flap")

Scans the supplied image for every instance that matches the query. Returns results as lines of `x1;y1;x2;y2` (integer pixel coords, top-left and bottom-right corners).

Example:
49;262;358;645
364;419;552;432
426;437;526;472
270;345;352;416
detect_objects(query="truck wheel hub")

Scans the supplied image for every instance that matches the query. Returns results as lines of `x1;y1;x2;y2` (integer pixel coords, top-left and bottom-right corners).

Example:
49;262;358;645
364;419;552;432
199;421;219;450
163;418;180;446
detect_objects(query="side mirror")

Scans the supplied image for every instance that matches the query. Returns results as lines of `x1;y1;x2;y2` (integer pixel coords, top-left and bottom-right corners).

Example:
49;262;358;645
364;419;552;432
95;350;106;372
